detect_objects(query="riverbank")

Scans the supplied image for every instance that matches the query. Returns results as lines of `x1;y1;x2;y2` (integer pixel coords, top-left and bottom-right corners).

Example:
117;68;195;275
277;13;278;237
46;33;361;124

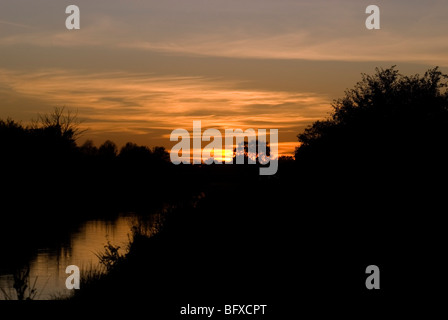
67;172;284;304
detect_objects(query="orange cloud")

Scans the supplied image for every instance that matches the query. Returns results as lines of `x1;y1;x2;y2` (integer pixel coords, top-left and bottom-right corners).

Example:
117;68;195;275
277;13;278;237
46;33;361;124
0;68;331;155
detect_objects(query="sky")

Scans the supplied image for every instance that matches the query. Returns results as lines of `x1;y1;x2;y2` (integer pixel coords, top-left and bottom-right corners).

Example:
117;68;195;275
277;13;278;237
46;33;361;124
1;0;448;156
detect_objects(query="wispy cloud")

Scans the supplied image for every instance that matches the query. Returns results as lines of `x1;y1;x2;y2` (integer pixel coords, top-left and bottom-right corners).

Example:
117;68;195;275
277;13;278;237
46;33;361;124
0;68;331;154
120;31;448;66
1;1;447;65
2;0;447;155
0;19;32;29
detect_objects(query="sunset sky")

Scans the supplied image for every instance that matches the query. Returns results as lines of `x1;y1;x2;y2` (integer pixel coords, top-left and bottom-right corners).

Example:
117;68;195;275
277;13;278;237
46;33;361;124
1;0;448;156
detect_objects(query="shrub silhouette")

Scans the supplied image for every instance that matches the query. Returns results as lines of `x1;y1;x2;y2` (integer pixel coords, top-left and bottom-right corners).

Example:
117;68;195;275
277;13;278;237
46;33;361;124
0;107;177;217
292;66;448;257
99;140;118;159
79;139;99;156
295;66;448;175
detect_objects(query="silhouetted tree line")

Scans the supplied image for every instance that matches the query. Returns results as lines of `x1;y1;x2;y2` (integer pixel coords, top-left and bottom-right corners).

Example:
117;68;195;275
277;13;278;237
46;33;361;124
0;107;198;220
288;66;448;270
2;67;446;301
295;66;448;170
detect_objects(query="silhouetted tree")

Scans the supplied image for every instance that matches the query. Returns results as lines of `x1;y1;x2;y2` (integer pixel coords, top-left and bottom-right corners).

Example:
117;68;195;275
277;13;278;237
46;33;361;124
295;66;448;169
285;67;448;268
292;66;448;246
119;142;152;162
0;118;26;151
79;139;98;156
151;146;170;163
30;106;85;142
99;140;118;159
0;118;23;133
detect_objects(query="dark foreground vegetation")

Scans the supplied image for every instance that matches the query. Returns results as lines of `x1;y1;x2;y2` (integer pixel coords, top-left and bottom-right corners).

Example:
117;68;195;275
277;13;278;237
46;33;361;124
1;67;447;313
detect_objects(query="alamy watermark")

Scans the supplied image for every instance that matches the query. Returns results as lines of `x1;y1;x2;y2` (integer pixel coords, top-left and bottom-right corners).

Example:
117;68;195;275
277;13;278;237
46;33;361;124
365;265;380;289
64;5;380;31
65;265;80;289
170;121;278;176
65;5;80;30
365;5;380;30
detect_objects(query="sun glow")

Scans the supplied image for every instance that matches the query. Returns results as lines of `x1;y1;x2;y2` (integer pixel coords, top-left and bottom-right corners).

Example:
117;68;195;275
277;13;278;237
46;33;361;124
0;68;330;156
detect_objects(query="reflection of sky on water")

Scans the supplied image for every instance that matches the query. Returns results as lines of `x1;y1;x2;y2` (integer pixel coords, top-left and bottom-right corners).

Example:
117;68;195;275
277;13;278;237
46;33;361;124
0;214;136;300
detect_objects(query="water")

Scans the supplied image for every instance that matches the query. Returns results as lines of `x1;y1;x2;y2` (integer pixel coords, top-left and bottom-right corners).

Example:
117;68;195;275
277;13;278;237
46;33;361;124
0;213;150;300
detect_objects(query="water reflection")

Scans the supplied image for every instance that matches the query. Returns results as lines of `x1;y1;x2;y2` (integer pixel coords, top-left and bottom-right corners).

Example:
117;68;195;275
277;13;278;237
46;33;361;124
0;213;141;299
